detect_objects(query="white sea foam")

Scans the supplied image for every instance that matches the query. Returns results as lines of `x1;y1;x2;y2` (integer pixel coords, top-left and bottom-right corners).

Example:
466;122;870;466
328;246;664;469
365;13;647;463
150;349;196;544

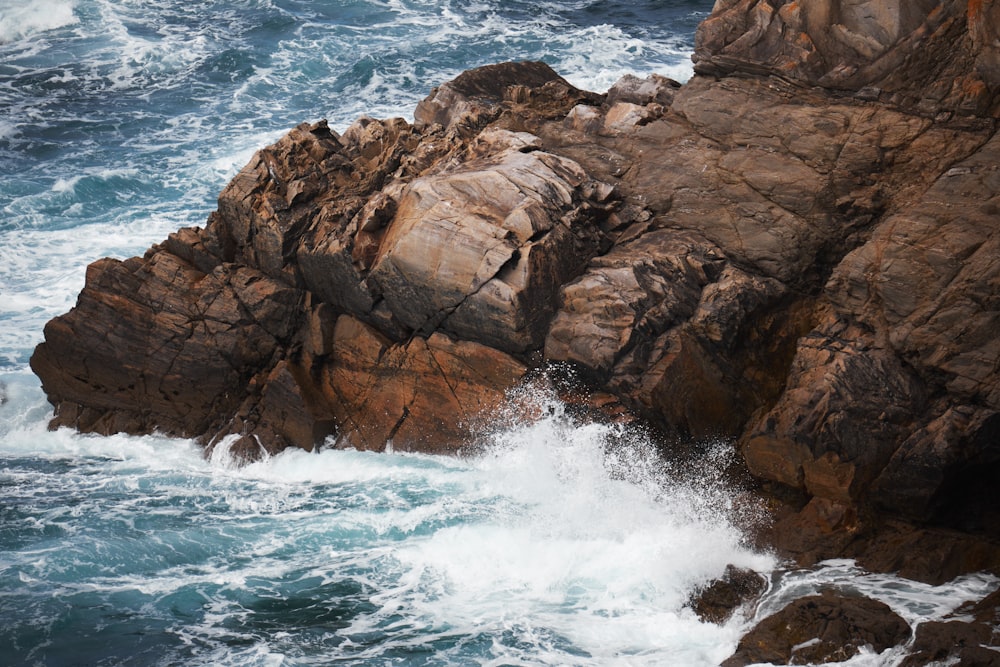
0;119;17;140
0;0;78;44
3;378;998;666
757;558;1000;628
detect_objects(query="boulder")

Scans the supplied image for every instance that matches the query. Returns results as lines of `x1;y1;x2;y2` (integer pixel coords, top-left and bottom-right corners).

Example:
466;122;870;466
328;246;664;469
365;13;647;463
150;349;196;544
722;591;911;666
367;132;615;353
690;565;767;624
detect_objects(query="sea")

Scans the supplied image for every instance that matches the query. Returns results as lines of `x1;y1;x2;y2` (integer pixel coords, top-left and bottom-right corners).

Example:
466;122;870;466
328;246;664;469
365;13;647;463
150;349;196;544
0;1;997;665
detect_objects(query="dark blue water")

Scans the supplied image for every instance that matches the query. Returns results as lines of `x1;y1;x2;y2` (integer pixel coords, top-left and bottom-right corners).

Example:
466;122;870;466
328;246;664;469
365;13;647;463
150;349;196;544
1;1;996;665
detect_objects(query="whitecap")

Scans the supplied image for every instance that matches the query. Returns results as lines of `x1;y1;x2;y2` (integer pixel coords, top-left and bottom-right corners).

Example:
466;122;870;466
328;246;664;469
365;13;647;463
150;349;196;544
0;0;78;44
50;175;81;193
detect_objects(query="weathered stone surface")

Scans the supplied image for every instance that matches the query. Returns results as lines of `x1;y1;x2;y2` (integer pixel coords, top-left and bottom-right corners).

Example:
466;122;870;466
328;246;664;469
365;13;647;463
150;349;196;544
693;0;1000;117
722;591;911;667
319;316;526;452
606;72;681;108
413;60;599;134
368;134;614;353
28;2;1000;584
31;251;302;441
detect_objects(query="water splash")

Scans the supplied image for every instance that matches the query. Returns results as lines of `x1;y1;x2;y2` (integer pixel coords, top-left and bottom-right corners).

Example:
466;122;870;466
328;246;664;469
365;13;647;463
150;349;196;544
0;380;772;666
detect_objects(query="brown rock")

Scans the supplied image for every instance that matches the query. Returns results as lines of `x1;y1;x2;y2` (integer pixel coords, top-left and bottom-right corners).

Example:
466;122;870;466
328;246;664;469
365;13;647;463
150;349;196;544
693;0;1000;117
30;251;301;441
764;497;862;568
606;73;681;108
742;316;929;501
413;60;596;133
320;316;526;452
722;590;911;667
368;135;614;353
690;564;767;624
899;618;1000;667
853;523;1000;585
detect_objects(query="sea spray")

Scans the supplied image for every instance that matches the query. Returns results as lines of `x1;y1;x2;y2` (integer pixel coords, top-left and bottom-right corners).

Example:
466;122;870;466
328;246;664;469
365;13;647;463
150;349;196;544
1;383;772;666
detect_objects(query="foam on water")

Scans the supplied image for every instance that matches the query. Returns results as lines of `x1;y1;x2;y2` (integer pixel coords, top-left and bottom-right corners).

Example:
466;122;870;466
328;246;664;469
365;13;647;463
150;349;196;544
0;385;769;666
0;0;78;44
3;375;998;665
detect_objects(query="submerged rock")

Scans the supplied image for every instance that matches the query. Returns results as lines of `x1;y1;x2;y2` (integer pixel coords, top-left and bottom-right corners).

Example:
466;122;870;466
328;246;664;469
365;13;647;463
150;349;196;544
30;2;1000;583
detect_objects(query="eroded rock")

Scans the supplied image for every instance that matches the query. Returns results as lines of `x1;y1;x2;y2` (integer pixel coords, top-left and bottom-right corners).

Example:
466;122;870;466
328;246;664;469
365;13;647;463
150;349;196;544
722;591;911;666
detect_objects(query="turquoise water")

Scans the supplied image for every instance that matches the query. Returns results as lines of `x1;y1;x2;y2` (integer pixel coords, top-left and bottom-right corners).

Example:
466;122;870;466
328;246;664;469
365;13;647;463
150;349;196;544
1;1;997;665
0;390;777;665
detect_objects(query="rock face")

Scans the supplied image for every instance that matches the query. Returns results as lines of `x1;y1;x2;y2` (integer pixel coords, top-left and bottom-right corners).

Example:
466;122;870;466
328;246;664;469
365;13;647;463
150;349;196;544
31;2;1000;579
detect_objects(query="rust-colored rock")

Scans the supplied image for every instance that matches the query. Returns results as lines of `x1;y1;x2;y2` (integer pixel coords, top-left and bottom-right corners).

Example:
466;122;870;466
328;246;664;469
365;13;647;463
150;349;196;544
318;315;526;453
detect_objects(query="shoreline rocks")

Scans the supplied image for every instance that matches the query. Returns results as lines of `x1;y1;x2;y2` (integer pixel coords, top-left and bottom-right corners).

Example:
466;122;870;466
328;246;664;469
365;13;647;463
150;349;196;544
721;590;912;666
30;0;1000;593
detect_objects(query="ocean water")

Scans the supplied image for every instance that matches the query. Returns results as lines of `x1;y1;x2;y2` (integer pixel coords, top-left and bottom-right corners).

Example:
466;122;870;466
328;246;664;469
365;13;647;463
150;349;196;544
0;1;997;665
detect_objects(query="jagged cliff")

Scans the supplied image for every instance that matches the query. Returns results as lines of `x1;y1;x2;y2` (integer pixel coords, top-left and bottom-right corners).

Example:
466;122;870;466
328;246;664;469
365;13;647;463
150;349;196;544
32;0;1000;586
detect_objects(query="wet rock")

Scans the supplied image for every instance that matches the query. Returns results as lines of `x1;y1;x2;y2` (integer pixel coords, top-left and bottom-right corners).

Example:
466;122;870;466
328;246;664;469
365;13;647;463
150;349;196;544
690;565;767;624
722;590;911;666
899;620;998;667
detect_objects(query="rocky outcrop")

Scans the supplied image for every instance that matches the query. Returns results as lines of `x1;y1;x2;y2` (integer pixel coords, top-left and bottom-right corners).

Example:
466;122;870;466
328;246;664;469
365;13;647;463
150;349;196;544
690;564;768;624
31;1;1000;581
694;0;1000;117
721;591;911;666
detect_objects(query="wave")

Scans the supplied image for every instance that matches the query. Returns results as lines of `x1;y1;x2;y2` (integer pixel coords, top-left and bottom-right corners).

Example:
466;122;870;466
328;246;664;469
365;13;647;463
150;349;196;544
0;384;770;666
0;0;78;44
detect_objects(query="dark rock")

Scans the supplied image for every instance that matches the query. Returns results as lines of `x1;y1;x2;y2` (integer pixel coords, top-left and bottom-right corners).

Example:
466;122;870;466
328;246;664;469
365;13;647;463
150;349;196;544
722;591;911;666
690;564;767;624
899;620;997;667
